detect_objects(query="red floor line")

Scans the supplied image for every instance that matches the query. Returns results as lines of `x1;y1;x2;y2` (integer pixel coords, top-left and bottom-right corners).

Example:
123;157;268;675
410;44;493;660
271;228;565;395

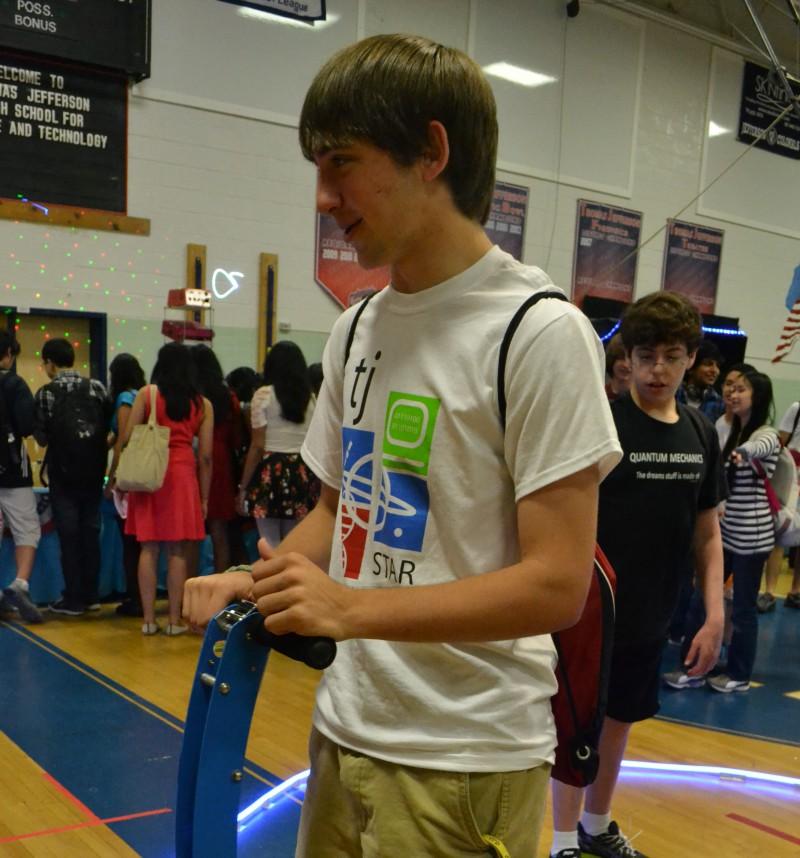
727;812;800;846
0;807;173;844
41;771;101;823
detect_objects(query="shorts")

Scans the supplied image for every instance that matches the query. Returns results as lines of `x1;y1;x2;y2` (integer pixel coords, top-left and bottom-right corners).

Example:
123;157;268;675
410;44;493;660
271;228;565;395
0;487;41;548
295;728;551;858
605;637;664;723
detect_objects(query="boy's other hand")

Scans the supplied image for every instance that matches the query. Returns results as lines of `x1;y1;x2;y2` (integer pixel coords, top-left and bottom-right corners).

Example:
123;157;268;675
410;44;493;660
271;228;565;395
182;571;254;631
684;619;723;677
251;541;352;641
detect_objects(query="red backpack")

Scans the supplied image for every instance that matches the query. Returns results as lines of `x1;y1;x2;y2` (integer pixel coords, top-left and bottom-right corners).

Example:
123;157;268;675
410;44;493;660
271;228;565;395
498;291;617;787
346;289;617;788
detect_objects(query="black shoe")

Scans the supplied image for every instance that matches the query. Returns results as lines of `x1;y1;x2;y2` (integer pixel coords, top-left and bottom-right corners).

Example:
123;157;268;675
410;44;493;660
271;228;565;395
578;821;647;858
3;587;44;623
785;592;800;610
48;598;85;617
115;599;144;617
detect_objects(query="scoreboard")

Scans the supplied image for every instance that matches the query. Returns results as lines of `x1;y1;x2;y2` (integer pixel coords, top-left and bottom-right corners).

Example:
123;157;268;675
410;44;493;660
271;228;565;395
0;0;150;81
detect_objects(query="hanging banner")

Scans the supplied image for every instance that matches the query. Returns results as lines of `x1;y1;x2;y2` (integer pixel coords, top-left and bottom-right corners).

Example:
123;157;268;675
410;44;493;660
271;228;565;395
738;61;800;161
218;0;326;24
571;199;642;309
314;213;390;310
485;180;528;261
661;219;724;315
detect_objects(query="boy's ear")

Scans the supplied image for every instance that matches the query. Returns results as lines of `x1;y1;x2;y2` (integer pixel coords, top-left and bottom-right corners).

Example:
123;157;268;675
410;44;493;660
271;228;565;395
420;120;450;182
686;350;698;371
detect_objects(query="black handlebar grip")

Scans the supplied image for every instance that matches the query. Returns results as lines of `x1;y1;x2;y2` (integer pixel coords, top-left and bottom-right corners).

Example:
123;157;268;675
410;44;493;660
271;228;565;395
249;622;336;670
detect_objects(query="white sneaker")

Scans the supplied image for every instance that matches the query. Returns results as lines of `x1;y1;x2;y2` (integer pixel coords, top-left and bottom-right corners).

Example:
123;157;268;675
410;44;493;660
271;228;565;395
707;674;750;693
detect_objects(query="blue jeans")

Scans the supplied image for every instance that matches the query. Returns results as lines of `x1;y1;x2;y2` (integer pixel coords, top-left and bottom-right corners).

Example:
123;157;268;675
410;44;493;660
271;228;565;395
681;548;768;682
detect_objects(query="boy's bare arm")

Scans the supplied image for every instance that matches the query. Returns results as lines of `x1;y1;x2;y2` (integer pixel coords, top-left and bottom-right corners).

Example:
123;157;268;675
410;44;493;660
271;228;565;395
249;464;599;643
685;507;725;676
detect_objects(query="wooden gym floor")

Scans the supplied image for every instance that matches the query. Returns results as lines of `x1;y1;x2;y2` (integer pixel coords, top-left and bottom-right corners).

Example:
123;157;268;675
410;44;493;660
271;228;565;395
0;571;798;857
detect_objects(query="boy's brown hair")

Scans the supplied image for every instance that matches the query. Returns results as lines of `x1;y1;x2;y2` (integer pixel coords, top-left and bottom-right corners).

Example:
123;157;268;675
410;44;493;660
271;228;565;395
299;34;498;224
620;292;702;354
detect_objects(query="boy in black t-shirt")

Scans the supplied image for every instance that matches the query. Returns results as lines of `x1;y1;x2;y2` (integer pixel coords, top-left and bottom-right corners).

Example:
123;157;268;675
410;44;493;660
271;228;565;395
549;293;724;858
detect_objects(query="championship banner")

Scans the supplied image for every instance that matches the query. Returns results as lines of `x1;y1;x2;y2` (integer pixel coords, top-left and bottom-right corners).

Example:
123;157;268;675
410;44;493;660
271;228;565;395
738;61;800;161
218;0;326;24
571;200;642;309
485;181;528;261
314;213;390;309
661;219;724;315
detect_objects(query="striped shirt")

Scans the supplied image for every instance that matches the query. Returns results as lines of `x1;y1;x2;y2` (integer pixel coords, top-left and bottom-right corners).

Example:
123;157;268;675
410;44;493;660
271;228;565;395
721;425;780;555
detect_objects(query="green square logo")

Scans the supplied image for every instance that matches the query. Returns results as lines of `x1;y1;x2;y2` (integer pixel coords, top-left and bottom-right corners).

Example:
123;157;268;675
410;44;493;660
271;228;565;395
382;392;440;475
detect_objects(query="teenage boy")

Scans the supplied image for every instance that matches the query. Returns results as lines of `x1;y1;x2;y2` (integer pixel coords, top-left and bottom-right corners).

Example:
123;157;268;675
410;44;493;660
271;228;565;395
549;292;724;858
677;339;724;420
34;338;110;616
184;34;621;857
0;331;43;624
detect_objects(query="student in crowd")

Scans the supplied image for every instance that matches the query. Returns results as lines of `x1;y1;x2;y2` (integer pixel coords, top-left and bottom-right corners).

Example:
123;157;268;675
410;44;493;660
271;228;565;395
668;369;778;694
604;333;631;402
34;338;110;617
551;292;724;858
307;362;324;397
677;339;724;420
757;397;800;613
123;343;213;636
236;341;318;547
192;345;241;572
184;33;621;858
105;353;146;617
715;363;756;449
0;332;43;623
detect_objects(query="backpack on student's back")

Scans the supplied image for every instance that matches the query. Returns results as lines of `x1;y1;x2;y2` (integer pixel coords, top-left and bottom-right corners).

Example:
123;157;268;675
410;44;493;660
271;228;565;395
43;379;108;488
497;290;616;787
345;289;617;788
752;443;800;547
0;373;21;476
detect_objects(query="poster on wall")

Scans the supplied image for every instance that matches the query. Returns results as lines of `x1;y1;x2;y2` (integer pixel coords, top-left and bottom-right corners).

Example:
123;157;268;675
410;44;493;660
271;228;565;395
0;50;126;211
571;199;642;309
661;219;724;314
314;213;390;309
738;61;800;161
217;0;326;24
485;181;528;261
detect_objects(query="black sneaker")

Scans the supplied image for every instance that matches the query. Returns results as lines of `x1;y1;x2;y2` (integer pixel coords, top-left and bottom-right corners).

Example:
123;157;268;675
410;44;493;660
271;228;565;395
785;592;800;610
48;598;85;617
115;599;144;617
578;821;647;858
3;587;44;623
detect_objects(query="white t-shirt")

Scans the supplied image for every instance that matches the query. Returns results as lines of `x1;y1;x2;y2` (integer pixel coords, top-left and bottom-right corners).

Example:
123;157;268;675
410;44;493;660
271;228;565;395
779;401;800;451
301;245;622;773
250;385;315;453
716;413;733;450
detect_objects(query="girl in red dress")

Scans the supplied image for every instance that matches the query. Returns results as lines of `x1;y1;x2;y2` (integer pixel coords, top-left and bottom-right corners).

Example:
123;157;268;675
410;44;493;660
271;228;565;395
123;343;213;635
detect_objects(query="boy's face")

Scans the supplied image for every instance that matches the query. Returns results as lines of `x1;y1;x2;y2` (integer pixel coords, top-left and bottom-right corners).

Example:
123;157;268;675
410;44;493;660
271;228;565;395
628;342;695;408
314;140;426;271
690;358;720;388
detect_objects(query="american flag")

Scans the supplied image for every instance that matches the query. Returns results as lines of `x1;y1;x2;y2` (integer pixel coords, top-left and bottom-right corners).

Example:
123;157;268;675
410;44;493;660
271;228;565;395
773;266;800;363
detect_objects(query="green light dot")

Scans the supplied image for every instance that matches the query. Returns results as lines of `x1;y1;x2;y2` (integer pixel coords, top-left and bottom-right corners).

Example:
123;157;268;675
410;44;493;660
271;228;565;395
39;325;45;331
104;290;110;296
35;351;40;357
66;252;71;258
116;341;122;347
79;306;85;311
86;338;91;344
110;266;116;272
43;244;48;249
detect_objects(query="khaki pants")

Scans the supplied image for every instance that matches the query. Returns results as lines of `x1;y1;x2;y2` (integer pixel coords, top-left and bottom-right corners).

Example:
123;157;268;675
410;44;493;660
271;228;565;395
295;729;550;858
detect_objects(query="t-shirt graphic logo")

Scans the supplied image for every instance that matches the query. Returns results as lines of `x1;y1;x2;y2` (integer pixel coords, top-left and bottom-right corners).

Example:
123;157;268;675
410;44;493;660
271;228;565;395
339;392;440;579
375;393;439;552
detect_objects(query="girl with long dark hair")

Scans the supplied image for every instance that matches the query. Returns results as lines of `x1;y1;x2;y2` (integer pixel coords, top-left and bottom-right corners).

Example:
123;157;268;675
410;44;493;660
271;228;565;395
710;370;779;692
122;342;213;635
191;345;241;571
237;341;319;545
106;353;146;616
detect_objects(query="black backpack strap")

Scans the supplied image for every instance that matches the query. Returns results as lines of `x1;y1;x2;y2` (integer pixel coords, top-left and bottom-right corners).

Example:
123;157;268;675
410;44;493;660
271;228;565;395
344;292;378;371
497;291;569;430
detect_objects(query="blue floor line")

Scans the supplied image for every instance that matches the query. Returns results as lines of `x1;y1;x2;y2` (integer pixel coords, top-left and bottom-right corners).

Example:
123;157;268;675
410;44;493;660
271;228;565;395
0;620;302;857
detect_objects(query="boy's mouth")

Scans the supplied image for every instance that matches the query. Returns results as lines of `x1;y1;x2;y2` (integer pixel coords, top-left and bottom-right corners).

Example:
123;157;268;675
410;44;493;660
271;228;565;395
344;218;363;237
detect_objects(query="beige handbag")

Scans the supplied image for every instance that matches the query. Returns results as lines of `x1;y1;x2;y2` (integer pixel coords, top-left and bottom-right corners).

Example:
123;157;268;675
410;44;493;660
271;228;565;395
115;385;170;492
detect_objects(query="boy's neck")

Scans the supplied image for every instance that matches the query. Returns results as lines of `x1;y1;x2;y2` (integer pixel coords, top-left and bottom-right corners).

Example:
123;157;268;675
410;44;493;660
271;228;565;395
390;210;493;294
630;385;680;423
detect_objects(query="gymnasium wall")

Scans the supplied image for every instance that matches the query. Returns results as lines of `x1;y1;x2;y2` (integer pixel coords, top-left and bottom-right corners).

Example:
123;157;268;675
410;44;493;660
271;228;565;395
1;0;797;412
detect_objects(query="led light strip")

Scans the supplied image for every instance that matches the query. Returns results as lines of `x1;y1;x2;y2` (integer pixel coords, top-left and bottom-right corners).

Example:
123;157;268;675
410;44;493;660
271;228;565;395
237;760;800;828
